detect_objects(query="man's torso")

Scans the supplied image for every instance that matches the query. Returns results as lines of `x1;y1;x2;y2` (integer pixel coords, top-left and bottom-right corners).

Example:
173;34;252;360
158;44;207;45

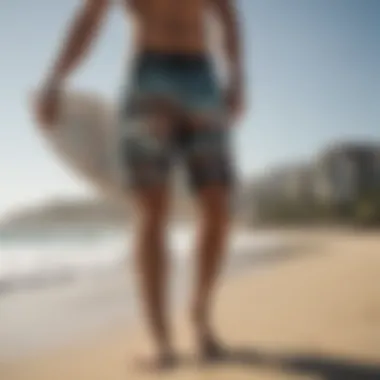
121;0;223;115
122;0;213;54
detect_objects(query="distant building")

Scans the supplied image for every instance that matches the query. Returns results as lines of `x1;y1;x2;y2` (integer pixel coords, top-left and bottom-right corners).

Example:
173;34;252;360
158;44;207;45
281;164;316;202
375;150;380;186
250;164;315;203
234;141;380;225
314;143;380;204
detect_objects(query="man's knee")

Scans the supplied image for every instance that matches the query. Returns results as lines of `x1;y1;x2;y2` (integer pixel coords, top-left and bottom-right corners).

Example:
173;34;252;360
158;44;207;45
198;186;232;225
135;188;170;229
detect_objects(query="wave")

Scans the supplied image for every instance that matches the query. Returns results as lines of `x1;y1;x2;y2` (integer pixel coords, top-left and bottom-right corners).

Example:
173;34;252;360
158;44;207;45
0;225;282;291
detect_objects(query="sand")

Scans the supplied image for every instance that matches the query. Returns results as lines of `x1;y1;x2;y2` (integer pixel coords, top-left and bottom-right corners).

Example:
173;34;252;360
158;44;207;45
1;229;380;379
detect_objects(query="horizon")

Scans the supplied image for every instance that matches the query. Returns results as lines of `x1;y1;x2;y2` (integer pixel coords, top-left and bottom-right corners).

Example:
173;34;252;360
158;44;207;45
1;0;380;217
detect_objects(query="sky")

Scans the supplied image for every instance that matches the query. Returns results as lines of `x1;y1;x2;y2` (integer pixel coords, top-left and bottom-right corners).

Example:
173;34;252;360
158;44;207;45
0;0;379;217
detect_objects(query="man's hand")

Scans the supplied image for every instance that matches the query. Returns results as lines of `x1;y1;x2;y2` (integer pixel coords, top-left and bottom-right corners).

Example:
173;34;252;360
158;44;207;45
34;80;62;129
211;0;244;124
225;82;245;123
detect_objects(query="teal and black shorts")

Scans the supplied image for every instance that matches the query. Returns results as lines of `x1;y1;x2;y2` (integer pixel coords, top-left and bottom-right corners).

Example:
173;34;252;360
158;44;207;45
119;51;234;191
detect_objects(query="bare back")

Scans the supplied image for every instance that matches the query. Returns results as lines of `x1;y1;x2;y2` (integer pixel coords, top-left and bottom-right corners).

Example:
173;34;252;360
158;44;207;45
123;0;211;53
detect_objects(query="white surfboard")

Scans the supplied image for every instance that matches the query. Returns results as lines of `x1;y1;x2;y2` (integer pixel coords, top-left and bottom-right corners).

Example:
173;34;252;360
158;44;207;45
30;89;194;218
31;89;127;200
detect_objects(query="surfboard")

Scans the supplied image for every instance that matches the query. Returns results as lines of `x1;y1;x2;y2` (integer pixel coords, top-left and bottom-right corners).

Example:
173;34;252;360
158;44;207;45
31;89;127;200
30;89;195;219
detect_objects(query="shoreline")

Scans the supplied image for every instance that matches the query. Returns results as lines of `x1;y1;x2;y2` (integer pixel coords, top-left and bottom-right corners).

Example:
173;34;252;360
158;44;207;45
0;227;284;292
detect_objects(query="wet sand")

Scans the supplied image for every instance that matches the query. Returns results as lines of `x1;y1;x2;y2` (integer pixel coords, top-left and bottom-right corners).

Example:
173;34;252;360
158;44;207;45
1;229;380;379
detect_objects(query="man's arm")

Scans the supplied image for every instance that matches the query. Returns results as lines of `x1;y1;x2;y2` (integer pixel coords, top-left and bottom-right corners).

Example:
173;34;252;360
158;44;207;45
211;0;243;89
45;0;110;84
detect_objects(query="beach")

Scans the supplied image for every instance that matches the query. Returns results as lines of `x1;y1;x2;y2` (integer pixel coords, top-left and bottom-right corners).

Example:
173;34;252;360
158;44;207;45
1;229;380;379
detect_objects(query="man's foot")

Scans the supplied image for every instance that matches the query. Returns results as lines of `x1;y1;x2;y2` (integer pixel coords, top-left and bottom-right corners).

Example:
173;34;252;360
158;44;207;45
191;305;226;361
136;349;178;372
198;334;229;362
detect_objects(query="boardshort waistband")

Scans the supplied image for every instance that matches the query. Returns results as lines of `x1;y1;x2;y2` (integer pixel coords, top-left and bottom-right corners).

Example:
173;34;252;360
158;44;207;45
125;50;223;113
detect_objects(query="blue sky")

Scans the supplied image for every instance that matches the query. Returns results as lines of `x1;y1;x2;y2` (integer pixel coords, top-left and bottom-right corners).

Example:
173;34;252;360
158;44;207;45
0;0;379;216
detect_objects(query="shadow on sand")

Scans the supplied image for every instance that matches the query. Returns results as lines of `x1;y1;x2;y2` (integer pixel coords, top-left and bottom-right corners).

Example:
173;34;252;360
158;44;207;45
184;346;380;380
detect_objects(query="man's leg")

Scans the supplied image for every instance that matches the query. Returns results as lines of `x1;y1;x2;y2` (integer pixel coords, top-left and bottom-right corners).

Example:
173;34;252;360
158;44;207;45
184;117;234;357
193;185;231;355
133;186;173;360
122;102;176;365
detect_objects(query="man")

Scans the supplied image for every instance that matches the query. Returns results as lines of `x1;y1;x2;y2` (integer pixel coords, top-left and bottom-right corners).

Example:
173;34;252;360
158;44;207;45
35;0;244;367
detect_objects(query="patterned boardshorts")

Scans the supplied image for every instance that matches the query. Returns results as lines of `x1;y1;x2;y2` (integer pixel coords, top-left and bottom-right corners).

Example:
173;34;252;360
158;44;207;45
118;51;235;192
